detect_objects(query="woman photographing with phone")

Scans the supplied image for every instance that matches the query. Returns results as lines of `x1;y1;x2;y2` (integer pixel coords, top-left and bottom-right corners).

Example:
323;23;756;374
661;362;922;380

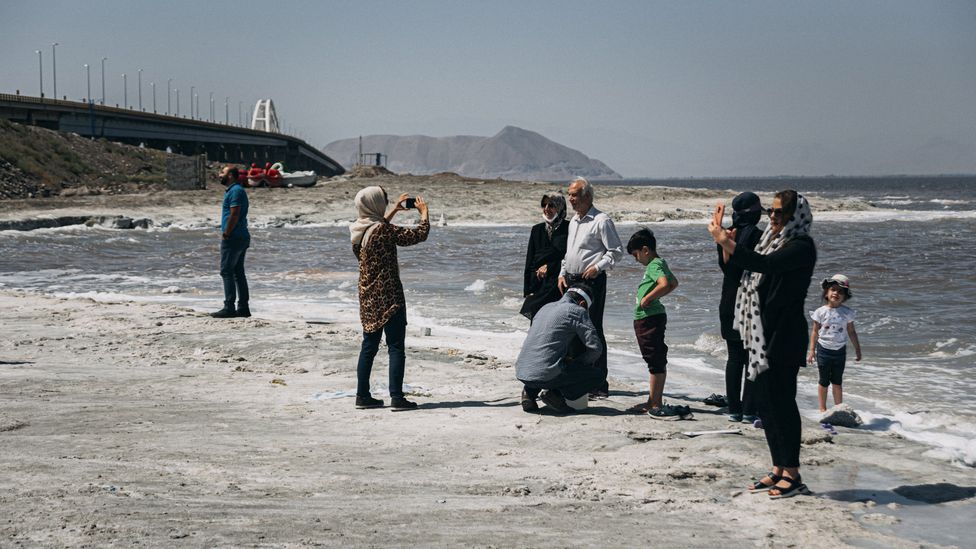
350;187;430;411
708;189;817;499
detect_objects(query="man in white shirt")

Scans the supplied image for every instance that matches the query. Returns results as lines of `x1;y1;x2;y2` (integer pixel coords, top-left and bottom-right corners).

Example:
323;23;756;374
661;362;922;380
558;177;624;398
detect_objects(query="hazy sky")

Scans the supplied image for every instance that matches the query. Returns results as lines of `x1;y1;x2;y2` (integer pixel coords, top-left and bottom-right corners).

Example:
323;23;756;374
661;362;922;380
2;0;974;177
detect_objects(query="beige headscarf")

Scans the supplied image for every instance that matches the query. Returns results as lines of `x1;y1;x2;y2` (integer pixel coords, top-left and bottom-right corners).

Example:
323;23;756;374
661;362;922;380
349;186;388;249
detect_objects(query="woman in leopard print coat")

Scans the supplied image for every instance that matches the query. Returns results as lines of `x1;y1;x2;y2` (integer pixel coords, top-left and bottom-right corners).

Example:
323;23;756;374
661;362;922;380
350;186;430;410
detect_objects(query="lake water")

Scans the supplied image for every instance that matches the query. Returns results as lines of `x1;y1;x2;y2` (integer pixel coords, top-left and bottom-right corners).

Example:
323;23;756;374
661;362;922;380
2;176;974;467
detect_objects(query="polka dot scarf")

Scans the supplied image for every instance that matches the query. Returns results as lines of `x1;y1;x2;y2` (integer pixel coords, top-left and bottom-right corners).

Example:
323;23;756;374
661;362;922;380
734;194;813;380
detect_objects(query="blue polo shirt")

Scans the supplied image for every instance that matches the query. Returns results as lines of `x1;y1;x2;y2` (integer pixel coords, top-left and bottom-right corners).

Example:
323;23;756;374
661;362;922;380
221;183;249;238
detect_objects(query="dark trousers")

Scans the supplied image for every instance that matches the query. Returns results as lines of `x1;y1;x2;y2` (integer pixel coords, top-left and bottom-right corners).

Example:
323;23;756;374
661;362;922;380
725;339;755;416
219;236;250;309
816;344;847;387
565;272;608;392
356;308;407;399
522;361;605;401
753;361;802;468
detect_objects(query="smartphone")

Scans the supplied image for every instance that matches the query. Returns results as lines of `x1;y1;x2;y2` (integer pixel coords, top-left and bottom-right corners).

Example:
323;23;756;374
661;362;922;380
403;197;417;209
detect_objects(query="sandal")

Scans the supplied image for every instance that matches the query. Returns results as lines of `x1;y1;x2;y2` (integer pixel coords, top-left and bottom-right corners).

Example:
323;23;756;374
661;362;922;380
748;472;782;493
768;475;811;499
703;393;728;407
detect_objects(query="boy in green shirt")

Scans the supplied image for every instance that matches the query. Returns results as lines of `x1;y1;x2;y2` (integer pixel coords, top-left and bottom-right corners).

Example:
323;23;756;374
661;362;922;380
627;228;685;419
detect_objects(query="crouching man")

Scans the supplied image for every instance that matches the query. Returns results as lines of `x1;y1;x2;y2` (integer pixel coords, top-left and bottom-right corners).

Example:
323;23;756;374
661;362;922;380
516;284;604;414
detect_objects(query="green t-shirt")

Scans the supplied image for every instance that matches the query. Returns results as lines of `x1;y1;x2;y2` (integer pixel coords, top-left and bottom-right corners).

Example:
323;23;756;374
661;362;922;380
634;257;675;320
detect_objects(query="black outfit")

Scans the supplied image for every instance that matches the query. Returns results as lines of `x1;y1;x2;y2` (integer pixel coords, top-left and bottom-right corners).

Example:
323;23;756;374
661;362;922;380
730;235;816;468
718;223;761;416
520;220;568;320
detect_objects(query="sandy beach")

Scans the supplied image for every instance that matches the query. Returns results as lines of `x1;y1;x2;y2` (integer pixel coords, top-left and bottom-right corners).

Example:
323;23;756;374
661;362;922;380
1;176;973;547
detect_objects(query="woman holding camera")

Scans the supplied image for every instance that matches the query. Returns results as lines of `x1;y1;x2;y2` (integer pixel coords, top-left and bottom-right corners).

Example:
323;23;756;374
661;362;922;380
708;189;817;499
350;186;430;411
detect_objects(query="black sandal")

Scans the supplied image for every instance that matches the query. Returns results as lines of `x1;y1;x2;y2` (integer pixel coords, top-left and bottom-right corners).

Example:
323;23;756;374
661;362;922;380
768;475;811;499
747;472;782;493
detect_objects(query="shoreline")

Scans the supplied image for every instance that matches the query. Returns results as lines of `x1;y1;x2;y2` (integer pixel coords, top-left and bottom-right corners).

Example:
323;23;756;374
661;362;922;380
1;290;973;547
0;174;879;229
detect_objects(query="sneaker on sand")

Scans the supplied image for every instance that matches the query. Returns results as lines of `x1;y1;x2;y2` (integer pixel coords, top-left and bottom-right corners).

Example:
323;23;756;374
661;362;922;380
355;395;383;409
648;405;682;420
540;390;572;414
391;397;418;411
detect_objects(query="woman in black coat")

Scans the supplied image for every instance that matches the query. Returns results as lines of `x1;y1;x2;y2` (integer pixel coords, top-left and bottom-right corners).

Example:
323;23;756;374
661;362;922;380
520;192;568;321
709;189;817;499
718;192;763;422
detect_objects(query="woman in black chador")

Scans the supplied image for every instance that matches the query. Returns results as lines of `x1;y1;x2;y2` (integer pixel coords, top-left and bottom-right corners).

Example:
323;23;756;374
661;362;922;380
520;192;568;321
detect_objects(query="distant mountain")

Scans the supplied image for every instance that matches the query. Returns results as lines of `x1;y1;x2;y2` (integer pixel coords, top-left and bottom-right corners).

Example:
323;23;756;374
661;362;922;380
322;126;622;181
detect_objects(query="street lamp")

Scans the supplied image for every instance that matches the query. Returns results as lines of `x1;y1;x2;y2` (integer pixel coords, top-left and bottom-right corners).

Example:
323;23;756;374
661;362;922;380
35;50;43;97
238;101;242;126
138;68;143;110
176;89;180;116
166;78;172;115
100;57;107;105
190;86;195;118
150;82;156;113
225;96;229;124
195;93;199;122
51;42;58;99
122;73;127;108
83;63;90;103
209;92;214;122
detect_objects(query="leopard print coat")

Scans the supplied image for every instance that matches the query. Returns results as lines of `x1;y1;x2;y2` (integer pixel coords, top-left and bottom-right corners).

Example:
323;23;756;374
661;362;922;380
355;219;430;332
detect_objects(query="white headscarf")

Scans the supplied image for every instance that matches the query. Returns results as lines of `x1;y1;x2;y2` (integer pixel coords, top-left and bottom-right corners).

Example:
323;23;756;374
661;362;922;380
349;186;388;249
734;193;813;381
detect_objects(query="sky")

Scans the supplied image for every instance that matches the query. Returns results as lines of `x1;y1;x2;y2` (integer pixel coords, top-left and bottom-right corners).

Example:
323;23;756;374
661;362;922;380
1;0;974;177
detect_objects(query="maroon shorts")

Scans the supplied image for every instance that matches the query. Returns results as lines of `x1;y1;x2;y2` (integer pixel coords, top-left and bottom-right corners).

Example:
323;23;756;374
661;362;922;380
634;314;668;374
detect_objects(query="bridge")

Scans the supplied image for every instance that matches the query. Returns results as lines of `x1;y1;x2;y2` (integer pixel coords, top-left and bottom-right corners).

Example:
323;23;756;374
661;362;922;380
0;93;345;176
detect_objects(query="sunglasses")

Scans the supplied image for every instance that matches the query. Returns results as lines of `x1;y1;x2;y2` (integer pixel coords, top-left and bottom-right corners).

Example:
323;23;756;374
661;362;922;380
765;207;786;217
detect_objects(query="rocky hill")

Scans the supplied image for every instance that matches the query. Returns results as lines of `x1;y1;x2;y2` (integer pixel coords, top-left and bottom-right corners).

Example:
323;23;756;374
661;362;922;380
0;119;168;200
323;126;621;181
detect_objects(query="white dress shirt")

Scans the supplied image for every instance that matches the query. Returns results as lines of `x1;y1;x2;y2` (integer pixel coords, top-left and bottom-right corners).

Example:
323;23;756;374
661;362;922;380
559;206;624;277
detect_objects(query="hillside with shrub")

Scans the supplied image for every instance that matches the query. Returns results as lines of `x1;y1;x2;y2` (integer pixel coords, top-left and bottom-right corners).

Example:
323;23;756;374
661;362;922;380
0;118;168;199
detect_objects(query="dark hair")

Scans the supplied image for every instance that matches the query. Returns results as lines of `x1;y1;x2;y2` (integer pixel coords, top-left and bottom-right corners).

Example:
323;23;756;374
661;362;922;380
822;282;851;301
774;189;798;220
626;228;656;254
225;166;240;181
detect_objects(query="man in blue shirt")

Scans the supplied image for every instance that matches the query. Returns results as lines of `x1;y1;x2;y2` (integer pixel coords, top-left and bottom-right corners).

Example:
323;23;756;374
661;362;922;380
212;165;251;318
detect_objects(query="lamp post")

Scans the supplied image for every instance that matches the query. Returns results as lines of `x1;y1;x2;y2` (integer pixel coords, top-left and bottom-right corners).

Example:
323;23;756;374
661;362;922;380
138;68;142;110
189;86;195;118
238;101;242;127
209;92;214;122
150;82;156;113
51;42;58;99
225;96;229;124
195;93;199;122
166;78;172;115
35;50;43;97
122;73;127;108
176;89;180;116
100;57;107;105
83;64;90;103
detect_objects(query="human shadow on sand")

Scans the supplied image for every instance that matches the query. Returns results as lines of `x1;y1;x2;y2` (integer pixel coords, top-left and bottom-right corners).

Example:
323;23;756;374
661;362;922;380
820;483;976;505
